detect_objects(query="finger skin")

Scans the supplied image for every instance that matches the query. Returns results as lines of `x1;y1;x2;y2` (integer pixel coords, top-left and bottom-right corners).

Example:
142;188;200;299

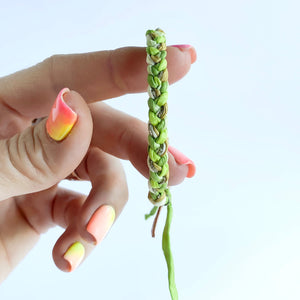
52;148;128;271
0;187;86;279
89;102;189;185
0;197;40;282
0;44;196;276
0;90;92;200
53;225;93;272
0;46;196;118
75;147;128;244
15;187;90;273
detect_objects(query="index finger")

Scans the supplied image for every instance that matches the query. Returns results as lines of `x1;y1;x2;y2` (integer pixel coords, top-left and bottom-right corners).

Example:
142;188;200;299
0;46;196;118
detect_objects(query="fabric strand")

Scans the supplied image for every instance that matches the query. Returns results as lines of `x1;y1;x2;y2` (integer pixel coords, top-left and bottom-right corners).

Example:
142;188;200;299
145;28;178;300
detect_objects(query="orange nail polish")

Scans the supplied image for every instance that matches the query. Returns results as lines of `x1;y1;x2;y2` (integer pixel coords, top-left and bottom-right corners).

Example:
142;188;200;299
170;44;197;64
86;205;115;245
168;146;196;178
46;88;77;141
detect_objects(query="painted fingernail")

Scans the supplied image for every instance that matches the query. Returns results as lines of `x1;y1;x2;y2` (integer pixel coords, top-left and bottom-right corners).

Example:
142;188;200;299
63;241;85;272
170;44;192;49
168;146;196;178
170;44;197;64
46;88;78;141
86;205;115;245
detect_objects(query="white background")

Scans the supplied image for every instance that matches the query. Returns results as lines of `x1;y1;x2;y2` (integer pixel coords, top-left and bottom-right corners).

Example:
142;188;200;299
0;0;299;299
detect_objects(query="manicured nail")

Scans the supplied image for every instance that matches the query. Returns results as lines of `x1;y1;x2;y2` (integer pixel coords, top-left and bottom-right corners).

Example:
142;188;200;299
46;88;77;141
168;146;196;178
63;241;85;272
86;205;115;245
170;44;192;49
170;44;197;64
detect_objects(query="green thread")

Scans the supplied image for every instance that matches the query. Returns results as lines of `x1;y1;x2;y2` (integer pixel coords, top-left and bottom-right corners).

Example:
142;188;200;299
145;206;158;220
145;28;178;300
146;28;170;206
163;192;178;300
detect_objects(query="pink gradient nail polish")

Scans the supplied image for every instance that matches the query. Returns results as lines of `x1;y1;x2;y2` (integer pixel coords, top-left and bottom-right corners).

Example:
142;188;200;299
86;205;115;245
168;146;196;178
170;44;192;49
169;45;197;64
46;88;77;141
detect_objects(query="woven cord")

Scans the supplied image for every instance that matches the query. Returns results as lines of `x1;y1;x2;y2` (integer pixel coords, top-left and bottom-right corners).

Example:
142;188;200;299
146;28;170;207
145;28;178;300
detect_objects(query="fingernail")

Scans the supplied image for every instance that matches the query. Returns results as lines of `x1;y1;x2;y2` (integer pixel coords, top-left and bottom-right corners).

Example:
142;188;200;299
86;205;115;245
46;88;78;141
168;146;196;178
170;44;192;49
170;44;197;64
63;241;85;272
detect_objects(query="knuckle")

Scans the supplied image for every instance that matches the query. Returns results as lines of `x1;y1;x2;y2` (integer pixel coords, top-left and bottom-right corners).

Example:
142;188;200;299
43;54;60;93
6;126;55;186
108;170;129;205
119;117;139;153
108;49;129;93
86;148;129;203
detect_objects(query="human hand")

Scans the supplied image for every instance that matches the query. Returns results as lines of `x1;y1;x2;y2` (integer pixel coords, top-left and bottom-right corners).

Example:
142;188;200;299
0;45;196;281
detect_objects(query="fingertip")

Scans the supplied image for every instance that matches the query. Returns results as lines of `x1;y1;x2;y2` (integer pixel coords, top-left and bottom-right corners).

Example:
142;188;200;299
190;46;197;64
167;146;196;185
63;89;93;129
75;148;126;246
169;45;197;64
186;161;196;178
78;201;117;247
42;88;93;180
45;88;93;147
168;146;196;178
52;237;73;273
63;241;85;272
166;46;196;84
52;227;88;273
46;88;77;141
86;205;115;245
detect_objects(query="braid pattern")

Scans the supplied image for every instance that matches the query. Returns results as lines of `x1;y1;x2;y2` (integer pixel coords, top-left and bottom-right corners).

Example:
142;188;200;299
145;29;178;300
146;28;170;207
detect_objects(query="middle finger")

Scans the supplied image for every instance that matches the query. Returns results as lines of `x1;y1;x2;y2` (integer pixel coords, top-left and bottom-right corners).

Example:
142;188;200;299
89;102;196;185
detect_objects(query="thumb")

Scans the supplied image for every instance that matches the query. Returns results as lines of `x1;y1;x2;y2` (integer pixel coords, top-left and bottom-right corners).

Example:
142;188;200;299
0;88;92;200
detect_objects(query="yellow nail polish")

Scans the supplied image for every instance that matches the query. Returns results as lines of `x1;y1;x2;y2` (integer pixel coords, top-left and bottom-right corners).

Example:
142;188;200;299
63;241;85;272
46;88;77;141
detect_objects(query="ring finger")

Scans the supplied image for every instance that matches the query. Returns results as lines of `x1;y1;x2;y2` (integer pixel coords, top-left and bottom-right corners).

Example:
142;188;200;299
53;147;128;271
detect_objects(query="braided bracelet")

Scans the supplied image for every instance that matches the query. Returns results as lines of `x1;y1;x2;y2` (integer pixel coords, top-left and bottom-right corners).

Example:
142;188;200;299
145;28;178;300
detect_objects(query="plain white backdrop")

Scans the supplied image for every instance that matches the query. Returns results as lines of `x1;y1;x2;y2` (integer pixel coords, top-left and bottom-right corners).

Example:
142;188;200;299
0;0;299;299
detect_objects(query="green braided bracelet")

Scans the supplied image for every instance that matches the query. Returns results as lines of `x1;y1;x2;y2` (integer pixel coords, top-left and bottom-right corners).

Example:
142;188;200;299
145;28;178;300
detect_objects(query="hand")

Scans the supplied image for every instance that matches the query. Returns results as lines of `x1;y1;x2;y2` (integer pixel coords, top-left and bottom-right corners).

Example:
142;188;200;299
0;45;196;281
